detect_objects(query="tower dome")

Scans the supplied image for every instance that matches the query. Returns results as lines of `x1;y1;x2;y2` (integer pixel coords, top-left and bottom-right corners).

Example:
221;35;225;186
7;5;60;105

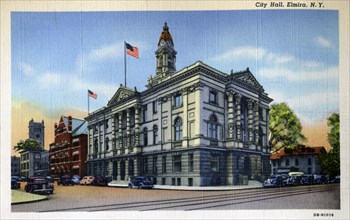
158;22;174;46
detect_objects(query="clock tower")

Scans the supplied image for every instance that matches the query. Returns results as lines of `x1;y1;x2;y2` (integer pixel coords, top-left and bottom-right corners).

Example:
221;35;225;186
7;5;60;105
156;22;177;75
28;118;45;149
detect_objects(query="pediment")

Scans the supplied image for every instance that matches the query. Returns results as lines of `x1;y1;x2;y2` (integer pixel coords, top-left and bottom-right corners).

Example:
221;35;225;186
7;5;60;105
108;86;138;106
230;70;264;91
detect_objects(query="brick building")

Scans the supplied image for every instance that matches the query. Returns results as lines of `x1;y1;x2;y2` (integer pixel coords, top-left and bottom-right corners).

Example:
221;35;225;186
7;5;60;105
49;116;88;177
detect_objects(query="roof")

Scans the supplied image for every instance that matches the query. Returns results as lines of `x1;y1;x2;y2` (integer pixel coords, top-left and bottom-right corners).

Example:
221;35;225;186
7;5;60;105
270;146;325;160
158;22;173;46
62;116;87;136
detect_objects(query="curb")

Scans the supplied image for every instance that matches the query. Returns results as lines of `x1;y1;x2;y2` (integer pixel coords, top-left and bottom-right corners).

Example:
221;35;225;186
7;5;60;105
12;197;48;205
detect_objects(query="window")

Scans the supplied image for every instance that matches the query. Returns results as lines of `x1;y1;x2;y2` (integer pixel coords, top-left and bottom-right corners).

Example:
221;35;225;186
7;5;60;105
286;159;290;166
143;127;148;146
105;119;109;129
153;101;157;114
295;159;299;166
174;117;183;141
162;178;166;185
153;125;158;145
188;178;193;186
308;158;312;166
152;157;157;174
173;155;182;172
162;156;166;173
272;161;276;167
143;157;148;174
188;153;194;172
210;155;219;172
94;124;99;133
94;139;98;154
105;137;109;151
142;104;147;122
209;90;217;104
308;167;312;174
174;94;182;107
208;115;218;139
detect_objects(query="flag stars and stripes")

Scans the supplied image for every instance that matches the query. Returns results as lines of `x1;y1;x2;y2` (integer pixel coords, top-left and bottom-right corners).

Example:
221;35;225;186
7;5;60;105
88;90;97;99
125;42;139;58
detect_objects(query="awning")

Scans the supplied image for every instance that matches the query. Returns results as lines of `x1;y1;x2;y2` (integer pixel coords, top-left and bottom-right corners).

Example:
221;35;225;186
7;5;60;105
72;151;79;156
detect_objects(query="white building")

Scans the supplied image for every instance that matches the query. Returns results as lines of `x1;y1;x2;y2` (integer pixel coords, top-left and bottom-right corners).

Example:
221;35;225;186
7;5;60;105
86;23;273;186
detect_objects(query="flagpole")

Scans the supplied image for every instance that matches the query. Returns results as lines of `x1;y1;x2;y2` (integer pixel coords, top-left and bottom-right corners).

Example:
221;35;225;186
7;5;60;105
88;90;90;115
124;41;127;87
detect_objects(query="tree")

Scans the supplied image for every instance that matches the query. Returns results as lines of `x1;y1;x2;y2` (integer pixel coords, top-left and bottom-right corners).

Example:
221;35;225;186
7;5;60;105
269;102;306;152
318;113;340;178
13;139;42;153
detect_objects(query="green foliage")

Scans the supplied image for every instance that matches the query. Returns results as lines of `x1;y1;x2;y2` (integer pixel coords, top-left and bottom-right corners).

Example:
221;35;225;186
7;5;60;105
319;113;340;178
269;102;306;152
13;139;42;153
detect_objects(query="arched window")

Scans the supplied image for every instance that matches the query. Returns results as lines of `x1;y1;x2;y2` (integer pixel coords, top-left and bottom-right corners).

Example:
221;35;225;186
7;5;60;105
105;137;109;151
208;114;218;139
153;125;158;145
143;127;148;146
174;117;182;141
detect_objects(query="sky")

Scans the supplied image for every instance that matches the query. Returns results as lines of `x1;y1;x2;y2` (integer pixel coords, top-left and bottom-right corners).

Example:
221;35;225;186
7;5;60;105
11;10;339;153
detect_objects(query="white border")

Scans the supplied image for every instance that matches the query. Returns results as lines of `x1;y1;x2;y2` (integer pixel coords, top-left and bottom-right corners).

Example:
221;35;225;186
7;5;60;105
1;0;349;219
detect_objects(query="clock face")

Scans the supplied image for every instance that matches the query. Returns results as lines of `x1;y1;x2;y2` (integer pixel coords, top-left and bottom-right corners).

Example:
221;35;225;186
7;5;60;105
160;40;166;46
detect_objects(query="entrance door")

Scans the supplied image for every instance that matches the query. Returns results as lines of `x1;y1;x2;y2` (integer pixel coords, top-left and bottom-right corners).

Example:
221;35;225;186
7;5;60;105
120;160;125;180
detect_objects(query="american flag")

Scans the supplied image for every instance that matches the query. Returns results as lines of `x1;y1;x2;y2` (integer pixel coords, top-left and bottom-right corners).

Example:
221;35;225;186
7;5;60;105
125;42;139;58
88;90;97;99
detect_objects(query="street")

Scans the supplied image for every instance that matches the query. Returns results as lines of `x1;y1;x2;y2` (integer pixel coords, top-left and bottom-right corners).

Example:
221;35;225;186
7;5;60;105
12;183;340;212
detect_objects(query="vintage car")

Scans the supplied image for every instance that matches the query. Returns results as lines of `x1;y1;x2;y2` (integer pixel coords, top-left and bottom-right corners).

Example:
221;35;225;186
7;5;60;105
286;172;304;186
80;176;95;185
91;176;112;186
300;174;314;185
71;175;81;185
11;179;20;189
313;175;329;184
25;176;54;194
128;176;154;189
57;175;75;186
263;175;284;187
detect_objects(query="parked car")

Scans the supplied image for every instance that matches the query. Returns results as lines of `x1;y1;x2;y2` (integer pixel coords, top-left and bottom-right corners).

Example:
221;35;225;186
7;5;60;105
46;176;55;183
314;175;329;184
57;175;75;186
263;175;284;187
331;175;340;183
25;176;54;194
128;176;154;189
91;176;112;186
301;174;314;185
286;172;304;186
11;179;20;189
80;176;95;185
71;175;81;185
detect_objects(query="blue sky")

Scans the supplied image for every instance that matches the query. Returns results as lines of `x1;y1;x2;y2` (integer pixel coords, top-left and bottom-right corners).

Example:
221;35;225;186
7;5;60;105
12;10;339;124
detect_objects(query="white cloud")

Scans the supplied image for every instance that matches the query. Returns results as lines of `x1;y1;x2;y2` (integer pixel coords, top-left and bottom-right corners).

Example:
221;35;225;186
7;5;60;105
38;72;63;86
19;62;34;76
259;66;338;81
315;36;332;48
210;46;297;65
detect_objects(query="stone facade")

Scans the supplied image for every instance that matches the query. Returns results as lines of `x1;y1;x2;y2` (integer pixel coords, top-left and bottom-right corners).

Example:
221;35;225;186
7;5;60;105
28;118;45;148
86;23;273;186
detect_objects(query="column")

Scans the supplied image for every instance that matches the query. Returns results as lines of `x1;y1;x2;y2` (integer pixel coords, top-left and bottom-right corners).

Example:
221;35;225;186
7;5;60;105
247;99;254;143
134;159;140;176
126;109;131;152
226;92;234;139
254;101;260;149
125;159;129;181
97;123;101;158
235;94;242;142
182;90;188;148
117;160;121;181
134;106;141;152
111;114;116;151
118;112;123;149
87;126;91;159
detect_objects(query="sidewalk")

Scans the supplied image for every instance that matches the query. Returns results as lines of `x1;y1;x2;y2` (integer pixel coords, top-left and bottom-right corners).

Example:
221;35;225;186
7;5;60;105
11;190;48;205
108;180;263;191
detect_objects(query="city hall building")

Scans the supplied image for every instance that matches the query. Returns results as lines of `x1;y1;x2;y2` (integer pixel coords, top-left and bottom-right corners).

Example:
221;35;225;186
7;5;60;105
86;23;273;186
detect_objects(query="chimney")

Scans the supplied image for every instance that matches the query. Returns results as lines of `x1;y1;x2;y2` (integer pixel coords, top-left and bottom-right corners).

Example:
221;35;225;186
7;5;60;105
68;116;72;132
